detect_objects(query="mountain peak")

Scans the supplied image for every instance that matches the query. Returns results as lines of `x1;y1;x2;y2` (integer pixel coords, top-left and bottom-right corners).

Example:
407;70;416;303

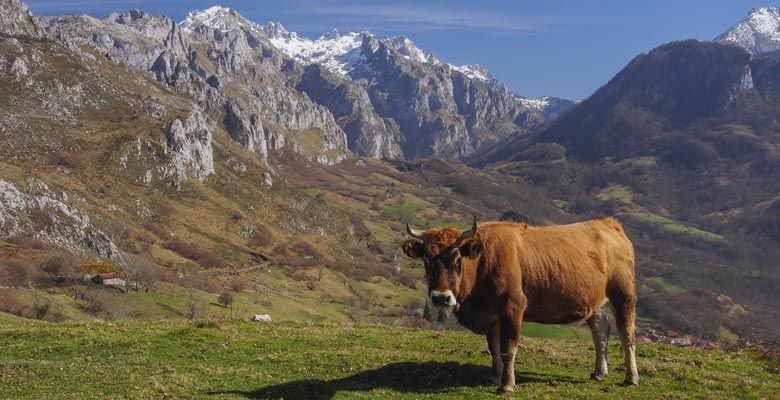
716;6;780;54
0;0;45;37
180;5;258;33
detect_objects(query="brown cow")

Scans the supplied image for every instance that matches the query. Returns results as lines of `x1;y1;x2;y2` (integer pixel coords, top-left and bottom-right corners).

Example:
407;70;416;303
402;217;638;394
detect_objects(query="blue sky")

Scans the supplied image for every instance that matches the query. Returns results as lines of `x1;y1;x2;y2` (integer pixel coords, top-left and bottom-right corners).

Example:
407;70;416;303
26;0;771;99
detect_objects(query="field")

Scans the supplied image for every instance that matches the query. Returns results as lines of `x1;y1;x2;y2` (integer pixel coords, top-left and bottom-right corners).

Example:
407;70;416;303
1;319;778;399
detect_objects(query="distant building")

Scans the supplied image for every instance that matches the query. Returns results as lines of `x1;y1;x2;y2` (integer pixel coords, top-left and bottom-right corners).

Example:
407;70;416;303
92;272;126;287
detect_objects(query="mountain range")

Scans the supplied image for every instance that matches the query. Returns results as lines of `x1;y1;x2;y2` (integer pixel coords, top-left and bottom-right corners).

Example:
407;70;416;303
33;4;574;162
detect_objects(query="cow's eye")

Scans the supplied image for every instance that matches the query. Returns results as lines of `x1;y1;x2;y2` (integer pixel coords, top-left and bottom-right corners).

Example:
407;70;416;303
453;257;462;272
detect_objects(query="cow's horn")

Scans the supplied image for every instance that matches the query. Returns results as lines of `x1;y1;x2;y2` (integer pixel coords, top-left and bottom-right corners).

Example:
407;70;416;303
460;215;478;240
406;223;425;239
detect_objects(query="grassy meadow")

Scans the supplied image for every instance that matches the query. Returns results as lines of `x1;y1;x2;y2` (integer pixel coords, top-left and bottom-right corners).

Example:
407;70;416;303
1;319;778;399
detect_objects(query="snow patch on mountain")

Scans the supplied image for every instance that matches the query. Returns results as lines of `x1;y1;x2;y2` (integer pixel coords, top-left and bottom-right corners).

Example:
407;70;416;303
180;5;262;35
716;7;780;54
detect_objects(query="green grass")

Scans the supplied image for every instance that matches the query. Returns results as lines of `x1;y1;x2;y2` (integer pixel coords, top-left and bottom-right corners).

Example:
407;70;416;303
596;185;633;203
382;197;429;225
1;320;777;399
622;212;725;242
647;277;687;294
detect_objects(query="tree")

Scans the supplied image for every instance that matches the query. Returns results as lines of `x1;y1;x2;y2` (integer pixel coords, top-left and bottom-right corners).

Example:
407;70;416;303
123;253;160;292
217;291;235;319
229;278;246;292
182;273;203;320
217;291;234;308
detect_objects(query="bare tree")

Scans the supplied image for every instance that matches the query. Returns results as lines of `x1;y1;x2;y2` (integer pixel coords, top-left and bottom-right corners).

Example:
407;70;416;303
182;273;204;320
123;253;161;292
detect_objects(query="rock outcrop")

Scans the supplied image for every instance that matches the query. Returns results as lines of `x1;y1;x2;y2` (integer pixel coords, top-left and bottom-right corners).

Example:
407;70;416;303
164;108;215;182
43;7;350;165
0;0;44;38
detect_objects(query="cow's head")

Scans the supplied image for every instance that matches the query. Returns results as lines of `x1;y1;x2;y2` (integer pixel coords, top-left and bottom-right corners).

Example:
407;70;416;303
402;216;482;307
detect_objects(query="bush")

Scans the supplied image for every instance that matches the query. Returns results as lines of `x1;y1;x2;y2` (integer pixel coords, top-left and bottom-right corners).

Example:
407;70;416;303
247;225;274;248
350;214;371;239
82;291;126;321
96;218;131;248
0;260;34;288
142;222;170;239
229;278;246;292
163;237;227;268
49;152;83;169
217;291;234;308
5;236;48;250
0;291;30;318
291;241;324;261
38;255;80;287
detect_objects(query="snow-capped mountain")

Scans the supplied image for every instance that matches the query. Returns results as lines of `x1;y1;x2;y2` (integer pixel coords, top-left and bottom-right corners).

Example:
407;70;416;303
180;5;263;36
716;6;780;54
44;4;573;161
261;21;515;89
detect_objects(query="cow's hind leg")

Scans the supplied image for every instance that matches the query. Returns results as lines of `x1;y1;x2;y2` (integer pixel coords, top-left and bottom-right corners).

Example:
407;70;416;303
609;285;639;386
586;305;609;381
486;324;503;385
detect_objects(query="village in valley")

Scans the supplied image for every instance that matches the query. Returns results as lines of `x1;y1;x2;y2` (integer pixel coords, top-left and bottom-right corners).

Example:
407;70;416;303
638;327;722;349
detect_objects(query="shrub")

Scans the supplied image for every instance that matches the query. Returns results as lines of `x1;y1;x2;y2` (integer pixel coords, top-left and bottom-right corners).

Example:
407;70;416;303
229;278;246;292
0;260;34;288
142;222;170;239
217;291;234;308
163;237;227;268
159;269;181;284
247;225;274;248
291;241;324;261
5;236;48;250
38;255;80;287
350;214;371;239
82;291;126;321
49;152;83;169
96;218;131;248
134;230;157;244
0;291;30;318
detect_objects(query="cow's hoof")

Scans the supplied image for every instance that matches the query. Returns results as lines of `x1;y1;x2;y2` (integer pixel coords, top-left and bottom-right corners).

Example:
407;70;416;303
491;375;501;385
590;372;606;381
621;378;639;386
496;385;514;395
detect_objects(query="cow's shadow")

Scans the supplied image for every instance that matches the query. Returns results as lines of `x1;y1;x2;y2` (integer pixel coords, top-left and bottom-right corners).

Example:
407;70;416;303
213;361;585;399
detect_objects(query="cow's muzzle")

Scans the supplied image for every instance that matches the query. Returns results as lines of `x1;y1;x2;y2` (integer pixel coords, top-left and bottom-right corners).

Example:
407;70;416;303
430;290;456;307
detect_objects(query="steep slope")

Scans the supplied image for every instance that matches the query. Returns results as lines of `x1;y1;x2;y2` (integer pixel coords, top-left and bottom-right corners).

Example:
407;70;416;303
716;6;780;54
42;8;350;165
485;39;780;336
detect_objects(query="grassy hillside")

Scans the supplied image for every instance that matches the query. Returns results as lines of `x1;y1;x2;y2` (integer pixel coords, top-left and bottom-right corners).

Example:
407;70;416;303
1;319;777;399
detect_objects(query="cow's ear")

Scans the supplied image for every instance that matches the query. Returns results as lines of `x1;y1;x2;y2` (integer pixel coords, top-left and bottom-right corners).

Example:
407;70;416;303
402;240;424;259
459;239;483;259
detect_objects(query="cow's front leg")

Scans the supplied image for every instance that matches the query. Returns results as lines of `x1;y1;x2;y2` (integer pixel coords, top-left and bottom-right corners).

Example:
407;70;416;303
486;324;502;385
497;295;526;395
